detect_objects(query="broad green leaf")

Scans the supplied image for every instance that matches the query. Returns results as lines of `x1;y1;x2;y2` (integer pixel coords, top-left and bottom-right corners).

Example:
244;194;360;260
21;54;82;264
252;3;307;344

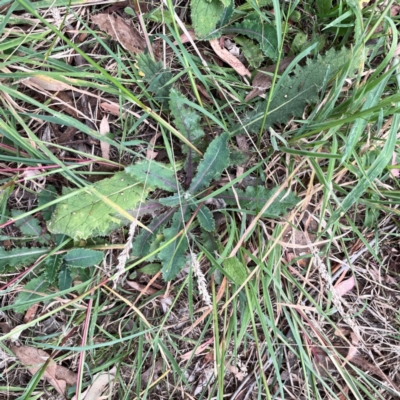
191;0;226;39
233;36;264;68
63;248;104;268
316;0;332;15
222;257;248;285
138;263;162;274
14;277;50;313
44;254;63;284
227;19;278;60
219;186;299;216
59;265;72;291
126;160;179;193
159;210;189;281
135;53;173;103
47;172;149;240
189;133;230;194
12;210;41;237
196;205;215;232
38;184;57;221
0;247;49;271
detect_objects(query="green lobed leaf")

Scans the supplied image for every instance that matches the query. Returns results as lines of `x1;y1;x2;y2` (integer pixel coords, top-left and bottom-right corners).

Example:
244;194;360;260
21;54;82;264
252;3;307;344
44;254;63;284
126;160;180;193
169;89;205;168
237;47;351;134
222;257;248;285
227;19;278;60
159;210;189;281
216;0;234;29
12;210;41;237
191;0;226;39
47;172;149;240
59;265;72;291
159;193;185;207
233;36;264;68
219;186;299;216
135;53;173;103
14;277;50;313
229;149;250;166
198;230;218;253
38;184;57;221
189;133;230;194
0;247;49;271
196;205;215;232
63;248;104;268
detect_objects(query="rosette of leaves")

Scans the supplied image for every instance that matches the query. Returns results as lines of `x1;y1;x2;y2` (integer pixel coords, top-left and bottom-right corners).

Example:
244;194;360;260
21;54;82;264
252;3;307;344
126;132;231;280
126;90;300;281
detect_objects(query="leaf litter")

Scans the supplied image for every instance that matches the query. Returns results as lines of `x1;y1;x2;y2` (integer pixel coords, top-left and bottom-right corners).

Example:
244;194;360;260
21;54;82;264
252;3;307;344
11;345;77;395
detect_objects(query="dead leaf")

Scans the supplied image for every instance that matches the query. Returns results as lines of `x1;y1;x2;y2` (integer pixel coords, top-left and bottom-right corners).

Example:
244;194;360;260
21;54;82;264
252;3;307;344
159;295;173;313
391;5;400;16
92;13;145;54
335;328;358;362
146;132;160;160
72;367;116;400
99;116;111;160
23;75;76;91
54;91;79;119
100;101;122;117
23;303;39;323
245;56;295;101
391;152;399;178
358;0;369;9
181;338;214;360
282;228;318;254
228;365;246;381
334;276;355;297
0;322;11;334
209;38;251;77
57;126;78;145
140;359;163;388
127;280;157;295
174;30;196;45
11;345;77;395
